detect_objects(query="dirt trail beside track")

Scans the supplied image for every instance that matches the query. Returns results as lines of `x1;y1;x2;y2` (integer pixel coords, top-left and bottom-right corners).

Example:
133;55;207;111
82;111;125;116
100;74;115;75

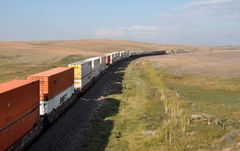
27;58;135;151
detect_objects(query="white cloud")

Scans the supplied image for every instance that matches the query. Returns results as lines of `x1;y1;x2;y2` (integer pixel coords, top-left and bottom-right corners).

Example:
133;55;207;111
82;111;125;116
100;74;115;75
177;0;240;18
182;0;239;8
96;25;159;39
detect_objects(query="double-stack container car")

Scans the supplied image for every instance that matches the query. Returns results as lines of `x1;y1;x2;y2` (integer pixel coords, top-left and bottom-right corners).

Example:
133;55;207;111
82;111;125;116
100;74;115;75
68;60;93;92
106;53;115;65
0;80;40;151
100;56;107;72
129;51;140;56
115;52;120;61
120;51;125;59
126;51;130;57
85;57;101;79
27;67;74;117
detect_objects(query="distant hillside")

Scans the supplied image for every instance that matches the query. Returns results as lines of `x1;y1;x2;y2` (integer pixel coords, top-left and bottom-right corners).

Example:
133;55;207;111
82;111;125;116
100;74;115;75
210;45;240;51
0;40;205;61
0;39;206;83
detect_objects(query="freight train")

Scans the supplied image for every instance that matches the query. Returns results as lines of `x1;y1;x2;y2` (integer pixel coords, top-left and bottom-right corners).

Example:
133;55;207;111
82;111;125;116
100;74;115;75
0;50;166;151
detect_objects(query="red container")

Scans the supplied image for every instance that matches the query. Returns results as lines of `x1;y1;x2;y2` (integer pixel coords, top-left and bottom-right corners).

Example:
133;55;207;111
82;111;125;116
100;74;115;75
27;67;74;101
0;80;39;129
106;55;111;65
0;80;40;151
0;107;39;151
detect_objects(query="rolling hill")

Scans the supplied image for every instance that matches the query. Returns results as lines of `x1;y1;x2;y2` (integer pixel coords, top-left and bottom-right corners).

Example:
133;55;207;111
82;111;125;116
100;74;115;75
0;39;205;83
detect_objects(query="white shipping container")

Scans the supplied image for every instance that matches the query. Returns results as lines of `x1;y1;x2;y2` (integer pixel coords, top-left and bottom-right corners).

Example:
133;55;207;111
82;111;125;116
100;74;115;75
40;86;74;115
117;52;120;60
113;52;118;62
139;51;145;55
112;53;116;63
124;51;127;58
100;56;106;65
86;57;101;69
100;56;107;71
85;57;101;78
129;51;138;56
126;51;130;57
120;51;125;59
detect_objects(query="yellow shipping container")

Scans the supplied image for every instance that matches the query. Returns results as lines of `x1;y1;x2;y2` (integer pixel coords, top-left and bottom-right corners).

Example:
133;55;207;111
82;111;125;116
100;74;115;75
68;60;92;80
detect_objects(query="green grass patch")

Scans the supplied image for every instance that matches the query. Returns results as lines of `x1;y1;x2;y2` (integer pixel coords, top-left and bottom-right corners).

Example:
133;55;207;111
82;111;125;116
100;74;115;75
0;55;85;83
82;60;240;151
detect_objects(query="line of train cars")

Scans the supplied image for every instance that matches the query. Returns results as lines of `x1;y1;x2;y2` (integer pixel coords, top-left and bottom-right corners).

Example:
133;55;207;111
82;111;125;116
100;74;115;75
0;50;166;151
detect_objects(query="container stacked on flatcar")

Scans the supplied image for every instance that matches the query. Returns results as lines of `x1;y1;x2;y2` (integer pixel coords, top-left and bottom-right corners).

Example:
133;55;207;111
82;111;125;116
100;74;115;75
106;53;112;65
106;53;115;65
85;57;101;79
0;80;40;151
114;52;118;61
124;51;127;59
100;56;107;72
129;51;138;56
111;53;115;64
116;52;120;61
27;67;74;116
68;60;93;92
126;51;130;57
120;51;125;60
123;51;127;58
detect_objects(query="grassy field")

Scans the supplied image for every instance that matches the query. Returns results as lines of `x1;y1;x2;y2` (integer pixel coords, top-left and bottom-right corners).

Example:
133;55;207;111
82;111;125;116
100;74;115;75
1;39;239;150
82;51;240;151
0;39;204;83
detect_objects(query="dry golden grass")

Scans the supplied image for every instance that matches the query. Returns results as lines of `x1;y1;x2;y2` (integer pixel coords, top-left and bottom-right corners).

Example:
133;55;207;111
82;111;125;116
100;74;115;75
0;39;205;62
84;58;240;151
145;50;240;78
0;39;205;83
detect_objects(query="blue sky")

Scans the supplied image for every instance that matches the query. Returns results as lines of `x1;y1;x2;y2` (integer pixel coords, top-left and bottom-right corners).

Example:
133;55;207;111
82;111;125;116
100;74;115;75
0;0;239;45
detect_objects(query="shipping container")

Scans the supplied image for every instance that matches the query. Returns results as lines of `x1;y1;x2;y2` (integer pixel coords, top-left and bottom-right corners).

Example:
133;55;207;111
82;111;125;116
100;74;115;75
68;60;92;79
129;51;139;56
126;51;130;57
120;51;125;59
85;57;101;78
0;80;39;129
27;67;74;101
114;52;119;61
112;52;118;63
124;51;127;58
68;60;93;91
112;53;116;63
117;52;120;60
0;80;40;151
73;74;92;90
100;56;106;65
107;53;115;65
100;56;107;71
0;107;39;151
27;67;74;115
106;53;112;65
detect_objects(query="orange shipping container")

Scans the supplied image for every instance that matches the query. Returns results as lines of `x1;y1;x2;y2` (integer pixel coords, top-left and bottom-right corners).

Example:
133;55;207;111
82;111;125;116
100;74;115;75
0;80;39;129
27;67;74;101
0;80;40;151
0;108;39;151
